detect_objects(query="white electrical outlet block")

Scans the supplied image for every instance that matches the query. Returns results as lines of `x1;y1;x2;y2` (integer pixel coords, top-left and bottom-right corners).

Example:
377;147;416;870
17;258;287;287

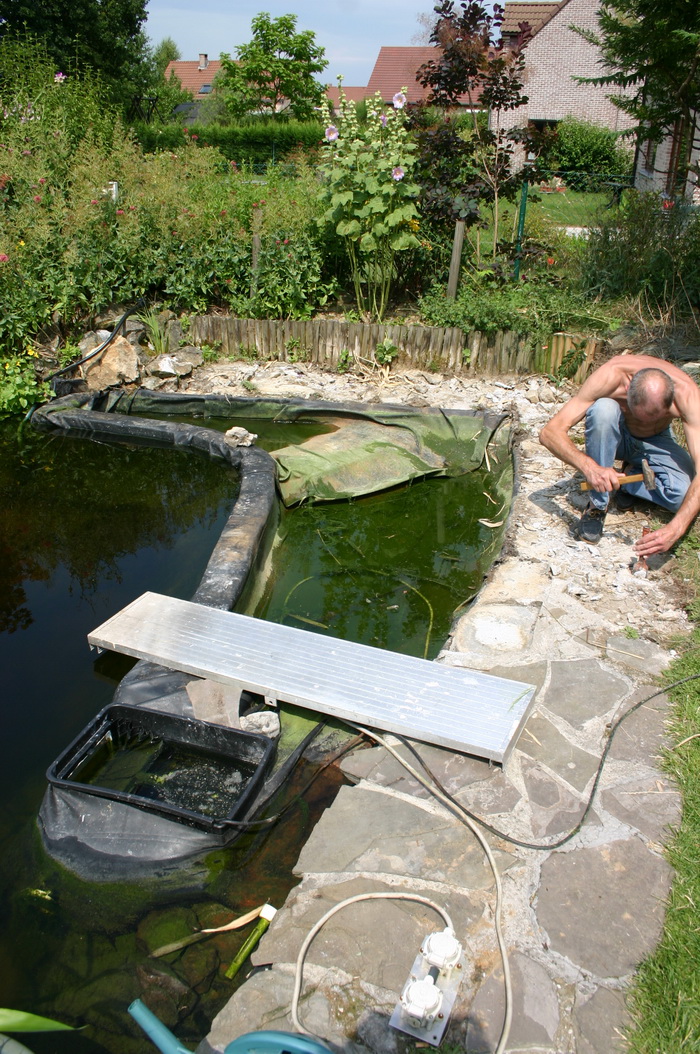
390;928;466;1046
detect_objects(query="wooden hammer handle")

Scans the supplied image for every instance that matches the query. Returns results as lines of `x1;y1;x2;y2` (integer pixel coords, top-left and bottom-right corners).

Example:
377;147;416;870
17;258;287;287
581;473;643;491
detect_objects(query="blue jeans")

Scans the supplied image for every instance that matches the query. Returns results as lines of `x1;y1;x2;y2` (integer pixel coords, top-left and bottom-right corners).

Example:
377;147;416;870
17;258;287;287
585;398;695;511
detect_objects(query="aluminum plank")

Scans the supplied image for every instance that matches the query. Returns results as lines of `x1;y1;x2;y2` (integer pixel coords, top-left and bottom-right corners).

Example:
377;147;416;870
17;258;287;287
88;592;537;763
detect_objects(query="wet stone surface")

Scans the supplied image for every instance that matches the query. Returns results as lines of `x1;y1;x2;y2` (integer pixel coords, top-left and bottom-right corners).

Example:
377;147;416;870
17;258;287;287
188;361;690;1054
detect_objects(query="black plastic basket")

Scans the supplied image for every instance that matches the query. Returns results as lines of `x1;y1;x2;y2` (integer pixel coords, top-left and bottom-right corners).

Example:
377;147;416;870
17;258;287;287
46;704;276;832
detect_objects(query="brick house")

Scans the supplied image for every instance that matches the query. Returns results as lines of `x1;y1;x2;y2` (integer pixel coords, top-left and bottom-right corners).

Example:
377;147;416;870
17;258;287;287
495;0;632;141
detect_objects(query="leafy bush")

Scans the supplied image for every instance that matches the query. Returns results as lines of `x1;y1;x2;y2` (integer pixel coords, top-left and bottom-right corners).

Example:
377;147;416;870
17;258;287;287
419;272;615;349
581;190;700;312
0;351;51;417
0;41;331;363
248;231;335;320
548;117;633;178
134;119;324;166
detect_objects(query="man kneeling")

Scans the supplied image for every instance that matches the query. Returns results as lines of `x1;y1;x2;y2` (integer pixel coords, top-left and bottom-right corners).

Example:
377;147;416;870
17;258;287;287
539;354;700;554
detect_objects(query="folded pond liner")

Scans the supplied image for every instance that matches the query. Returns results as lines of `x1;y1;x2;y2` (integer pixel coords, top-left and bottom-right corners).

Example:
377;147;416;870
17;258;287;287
32;389;507;506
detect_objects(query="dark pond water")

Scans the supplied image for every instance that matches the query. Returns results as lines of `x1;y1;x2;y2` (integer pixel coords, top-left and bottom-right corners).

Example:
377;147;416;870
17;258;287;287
0;416;504;1054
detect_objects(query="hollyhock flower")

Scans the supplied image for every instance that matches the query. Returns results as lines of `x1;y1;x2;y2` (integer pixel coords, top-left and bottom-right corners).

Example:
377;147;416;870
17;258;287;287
325;125;339;141
380;114;388;126
392;92;406;109
392;166;405;181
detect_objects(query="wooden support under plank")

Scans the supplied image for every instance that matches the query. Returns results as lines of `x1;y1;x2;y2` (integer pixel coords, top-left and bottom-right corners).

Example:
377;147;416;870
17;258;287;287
88;592;537;764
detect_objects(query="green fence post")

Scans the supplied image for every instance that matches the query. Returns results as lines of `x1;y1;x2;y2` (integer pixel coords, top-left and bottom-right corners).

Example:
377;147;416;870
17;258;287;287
513;179;529;281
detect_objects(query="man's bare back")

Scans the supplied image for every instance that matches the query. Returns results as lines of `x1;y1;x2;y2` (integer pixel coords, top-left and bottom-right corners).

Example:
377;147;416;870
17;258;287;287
539;354;700;555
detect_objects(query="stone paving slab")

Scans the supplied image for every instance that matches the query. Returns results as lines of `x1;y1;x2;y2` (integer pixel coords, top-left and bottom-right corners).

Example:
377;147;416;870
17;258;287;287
203;643;676;1054
536;838;673;978
294;784;517;889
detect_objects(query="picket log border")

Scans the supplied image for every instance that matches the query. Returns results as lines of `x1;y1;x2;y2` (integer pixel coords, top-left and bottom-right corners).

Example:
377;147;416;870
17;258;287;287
187;315;600;383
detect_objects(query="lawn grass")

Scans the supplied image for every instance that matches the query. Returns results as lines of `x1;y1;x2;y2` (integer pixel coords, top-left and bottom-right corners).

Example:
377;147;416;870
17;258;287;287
624;527;700;1053
530;188;611;228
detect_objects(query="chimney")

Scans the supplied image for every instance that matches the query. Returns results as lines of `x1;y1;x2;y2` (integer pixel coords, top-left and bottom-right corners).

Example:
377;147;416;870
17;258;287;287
198;53;208;69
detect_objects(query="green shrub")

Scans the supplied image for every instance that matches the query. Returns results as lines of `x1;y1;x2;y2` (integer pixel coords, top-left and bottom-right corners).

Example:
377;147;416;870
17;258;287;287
135;119;324;166
248;230;335;320
0;42;330;349
581;190;700;311
548;117;633;178
419;272;615;349
0;351;51;417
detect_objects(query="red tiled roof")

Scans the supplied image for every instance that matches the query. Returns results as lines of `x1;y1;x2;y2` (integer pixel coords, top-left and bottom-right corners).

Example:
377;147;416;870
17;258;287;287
366;46;483;107
501;1;567;40
325;85;371;108
165;58;223;98
366;47;439;104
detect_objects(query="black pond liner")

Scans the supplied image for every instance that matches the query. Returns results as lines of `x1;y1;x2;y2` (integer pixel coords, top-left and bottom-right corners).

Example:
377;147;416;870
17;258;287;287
31;387;510;878
47;704;277;834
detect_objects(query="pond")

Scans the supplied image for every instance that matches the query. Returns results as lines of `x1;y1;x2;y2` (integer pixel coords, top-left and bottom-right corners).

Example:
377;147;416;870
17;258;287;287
0;408;509;1054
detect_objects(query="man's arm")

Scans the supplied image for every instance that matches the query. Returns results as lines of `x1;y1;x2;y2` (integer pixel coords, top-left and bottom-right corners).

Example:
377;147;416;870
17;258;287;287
634;396;700;556
539;365;626;493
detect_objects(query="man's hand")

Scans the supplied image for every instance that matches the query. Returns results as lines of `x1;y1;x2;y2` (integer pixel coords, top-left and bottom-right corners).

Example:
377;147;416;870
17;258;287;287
633;524;679;556
583;462;624;494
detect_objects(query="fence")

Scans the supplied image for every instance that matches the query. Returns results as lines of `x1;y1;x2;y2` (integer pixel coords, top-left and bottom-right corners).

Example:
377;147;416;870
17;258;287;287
188;315;600;382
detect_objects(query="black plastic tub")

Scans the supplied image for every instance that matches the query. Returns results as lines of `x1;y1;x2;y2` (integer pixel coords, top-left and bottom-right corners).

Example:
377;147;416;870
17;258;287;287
46;704;277;833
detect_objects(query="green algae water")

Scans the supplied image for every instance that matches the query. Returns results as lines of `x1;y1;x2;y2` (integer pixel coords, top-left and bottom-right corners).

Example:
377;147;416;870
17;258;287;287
68;733;257;819
242;473;504;659
0;412;510;1054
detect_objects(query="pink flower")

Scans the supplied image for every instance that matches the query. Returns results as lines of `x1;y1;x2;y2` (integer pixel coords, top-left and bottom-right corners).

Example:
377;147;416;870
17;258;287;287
392;166;405;181
116;209;125;215
90;198;98;204
0;253;9;262
38;177;46;184
392;92;407;109
325;125;339;141
190;134;199;140
33;194;42;203
54;72;66;83
380;114;388;127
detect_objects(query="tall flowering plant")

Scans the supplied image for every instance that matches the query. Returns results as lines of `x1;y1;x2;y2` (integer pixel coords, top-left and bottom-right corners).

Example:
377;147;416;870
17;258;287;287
319;82;421;321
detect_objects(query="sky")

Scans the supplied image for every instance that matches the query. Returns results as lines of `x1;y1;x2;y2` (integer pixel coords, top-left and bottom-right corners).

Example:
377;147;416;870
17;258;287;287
143;0;433;87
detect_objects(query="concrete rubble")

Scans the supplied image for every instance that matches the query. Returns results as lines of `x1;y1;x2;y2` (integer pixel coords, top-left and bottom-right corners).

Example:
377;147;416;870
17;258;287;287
170;357;688;1054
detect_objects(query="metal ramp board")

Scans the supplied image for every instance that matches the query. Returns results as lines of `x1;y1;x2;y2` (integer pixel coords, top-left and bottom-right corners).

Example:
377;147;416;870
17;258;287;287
87;592;537;764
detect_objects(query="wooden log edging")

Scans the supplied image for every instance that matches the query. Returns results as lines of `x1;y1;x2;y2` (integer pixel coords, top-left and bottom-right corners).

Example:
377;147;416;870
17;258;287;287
187;315;600;382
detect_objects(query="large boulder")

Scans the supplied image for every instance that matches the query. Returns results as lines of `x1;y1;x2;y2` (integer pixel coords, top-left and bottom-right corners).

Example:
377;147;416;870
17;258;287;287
84;335;141;390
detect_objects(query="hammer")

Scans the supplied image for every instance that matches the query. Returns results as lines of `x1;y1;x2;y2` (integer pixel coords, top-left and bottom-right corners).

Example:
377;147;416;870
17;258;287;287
581;458;656;492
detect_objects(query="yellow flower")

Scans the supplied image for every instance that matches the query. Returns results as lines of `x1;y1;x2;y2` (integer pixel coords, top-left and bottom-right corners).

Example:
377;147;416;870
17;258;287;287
17;240;25;247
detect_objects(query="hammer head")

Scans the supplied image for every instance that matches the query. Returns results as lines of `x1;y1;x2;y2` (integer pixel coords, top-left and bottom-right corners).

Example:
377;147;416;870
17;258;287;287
641;458;656;490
